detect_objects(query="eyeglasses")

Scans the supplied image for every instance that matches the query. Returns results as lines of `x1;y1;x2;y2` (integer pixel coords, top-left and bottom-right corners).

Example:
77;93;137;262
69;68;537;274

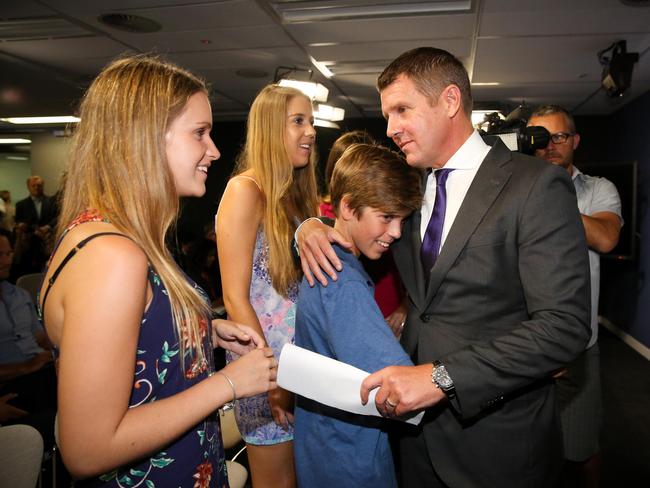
549;132;575;144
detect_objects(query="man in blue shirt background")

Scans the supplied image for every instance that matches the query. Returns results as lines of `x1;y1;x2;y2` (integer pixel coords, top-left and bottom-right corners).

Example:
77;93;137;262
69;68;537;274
0;228;57;447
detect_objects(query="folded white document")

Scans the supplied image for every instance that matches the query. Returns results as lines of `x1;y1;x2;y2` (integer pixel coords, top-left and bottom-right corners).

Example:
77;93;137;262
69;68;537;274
278;343;424;425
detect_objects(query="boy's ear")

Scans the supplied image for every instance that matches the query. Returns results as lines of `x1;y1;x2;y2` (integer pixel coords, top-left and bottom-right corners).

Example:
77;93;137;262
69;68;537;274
339;195;355;221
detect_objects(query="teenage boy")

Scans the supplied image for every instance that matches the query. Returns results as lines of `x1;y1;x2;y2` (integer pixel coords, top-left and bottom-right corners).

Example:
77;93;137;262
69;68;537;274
293;143;423;487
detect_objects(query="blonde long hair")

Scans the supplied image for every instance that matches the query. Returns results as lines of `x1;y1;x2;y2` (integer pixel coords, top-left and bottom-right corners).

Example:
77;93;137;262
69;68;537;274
235;84;318;295
59;55;210;366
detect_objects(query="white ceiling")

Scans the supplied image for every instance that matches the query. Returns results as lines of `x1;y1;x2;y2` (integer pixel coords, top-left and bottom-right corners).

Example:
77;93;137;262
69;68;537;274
1;0;649;127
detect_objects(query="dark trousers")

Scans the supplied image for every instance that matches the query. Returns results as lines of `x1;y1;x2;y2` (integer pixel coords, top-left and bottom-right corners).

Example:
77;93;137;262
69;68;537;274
395;424;449;488
0;363;57;449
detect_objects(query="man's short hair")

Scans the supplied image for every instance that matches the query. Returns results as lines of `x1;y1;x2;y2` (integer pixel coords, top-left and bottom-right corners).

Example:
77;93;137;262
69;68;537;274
377;47;472;117
530;105;577;133
27;175;43;184
330;144;423;218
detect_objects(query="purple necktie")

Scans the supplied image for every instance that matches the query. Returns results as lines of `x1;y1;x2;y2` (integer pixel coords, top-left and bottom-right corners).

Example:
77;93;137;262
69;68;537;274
421;168;454;271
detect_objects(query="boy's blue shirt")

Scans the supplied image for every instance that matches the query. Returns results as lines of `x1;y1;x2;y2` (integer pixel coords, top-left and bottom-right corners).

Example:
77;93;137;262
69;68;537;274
294;244;412;488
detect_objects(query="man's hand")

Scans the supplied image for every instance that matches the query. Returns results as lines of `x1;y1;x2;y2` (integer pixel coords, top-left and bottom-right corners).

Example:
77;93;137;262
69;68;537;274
297;219;352;287
212;319;265;355
360;364;445;417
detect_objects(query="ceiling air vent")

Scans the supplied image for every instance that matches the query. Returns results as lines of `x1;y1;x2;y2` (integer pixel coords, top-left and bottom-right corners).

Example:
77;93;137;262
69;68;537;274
619;0;650;6
269;0;473;23
98;13;161;33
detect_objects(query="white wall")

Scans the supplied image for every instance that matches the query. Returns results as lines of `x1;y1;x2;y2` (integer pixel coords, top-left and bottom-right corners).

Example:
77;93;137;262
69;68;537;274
0;153;32;202
29;131;71;196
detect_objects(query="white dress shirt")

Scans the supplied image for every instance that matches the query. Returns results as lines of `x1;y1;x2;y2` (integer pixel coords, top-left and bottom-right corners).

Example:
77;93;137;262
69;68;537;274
420;130;491;251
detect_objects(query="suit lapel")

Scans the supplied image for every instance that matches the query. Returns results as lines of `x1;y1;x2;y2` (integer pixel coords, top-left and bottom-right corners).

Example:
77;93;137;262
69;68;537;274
393;170;427;310
424;141;513;305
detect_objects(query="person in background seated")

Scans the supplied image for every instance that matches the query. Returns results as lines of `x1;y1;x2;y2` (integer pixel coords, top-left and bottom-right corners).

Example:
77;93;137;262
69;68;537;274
0;228;56;448
528;105;622;488
294;143;422;487
216;83;319;488
38;55;278;487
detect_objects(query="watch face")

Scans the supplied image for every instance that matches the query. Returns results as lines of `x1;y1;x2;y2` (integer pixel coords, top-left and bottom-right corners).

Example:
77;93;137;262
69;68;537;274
435;367;453;389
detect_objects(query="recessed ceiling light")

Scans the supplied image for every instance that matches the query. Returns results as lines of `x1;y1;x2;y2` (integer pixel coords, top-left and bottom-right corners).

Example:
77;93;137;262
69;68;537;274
0;138;31;144
0;116;80;124
273;0;472;22
314;104;345;121
314;119;340;129
309;56;334;78
278;80;329;102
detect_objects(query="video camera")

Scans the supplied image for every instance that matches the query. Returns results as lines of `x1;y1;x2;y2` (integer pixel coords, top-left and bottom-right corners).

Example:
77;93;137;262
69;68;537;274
478;105;550;155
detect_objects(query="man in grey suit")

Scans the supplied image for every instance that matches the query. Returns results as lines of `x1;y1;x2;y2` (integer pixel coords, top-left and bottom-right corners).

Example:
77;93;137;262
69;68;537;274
297;47;591;487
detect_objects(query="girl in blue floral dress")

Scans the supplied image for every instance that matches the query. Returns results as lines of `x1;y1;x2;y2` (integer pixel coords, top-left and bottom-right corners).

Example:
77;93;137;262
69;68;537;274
216;84;318;488
38;56;278;487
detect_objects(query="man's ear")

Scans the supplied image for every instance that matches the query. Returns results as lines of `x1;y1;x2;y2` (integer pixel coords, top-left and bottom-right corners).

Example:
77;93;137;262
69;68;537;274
441;84;462;118
572;132;581;151
339;195;355;221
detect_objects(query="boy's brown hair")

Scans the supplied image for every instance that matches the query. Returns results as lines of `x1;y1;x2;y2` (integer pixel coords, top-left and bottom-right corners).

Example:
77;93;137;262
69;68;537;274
330;143;423;218
324;130;376;196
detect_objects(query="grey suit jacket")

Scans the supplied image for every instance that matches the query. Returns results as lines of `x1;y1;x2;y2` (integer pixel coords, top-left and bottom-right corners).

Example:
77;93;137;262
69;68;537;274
393;139;591;487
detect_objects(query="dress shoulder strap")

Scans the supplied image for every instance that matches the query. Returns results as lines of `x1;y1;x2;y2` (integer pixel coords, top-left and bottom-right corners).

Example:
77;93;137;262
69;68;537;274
39;232;132;322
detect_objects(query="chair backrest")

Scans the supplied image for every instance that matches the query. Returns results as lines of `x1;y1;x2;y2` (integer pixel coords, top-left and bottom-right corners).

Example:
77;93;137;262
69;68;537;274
219;408;242;449
218;409;248;488
15;272;44;305
0;424;44;488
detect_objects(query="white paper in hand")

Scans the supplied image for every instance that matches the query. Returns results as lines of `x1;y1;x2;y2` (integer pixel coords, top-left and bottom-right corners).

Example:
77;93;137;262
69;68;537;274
278;343;423;425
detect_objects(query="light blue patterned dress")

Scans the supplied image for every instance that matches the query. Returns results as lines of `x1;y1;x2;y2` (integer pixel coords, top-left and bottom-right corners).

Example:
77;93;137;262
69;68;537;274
226;229;297;445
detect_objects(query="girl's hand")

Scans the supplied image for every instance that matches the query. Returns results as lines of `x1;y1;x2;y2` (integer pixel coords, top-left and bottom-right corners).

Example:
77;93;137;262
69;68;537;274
221;347;277;399
212;319;265;355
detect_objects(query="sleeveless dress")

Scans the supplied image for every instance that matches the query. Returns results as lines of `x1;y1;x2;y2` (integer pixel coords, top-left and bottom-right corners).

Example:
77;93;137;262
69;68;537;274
41;210;229;488
226;228;297;445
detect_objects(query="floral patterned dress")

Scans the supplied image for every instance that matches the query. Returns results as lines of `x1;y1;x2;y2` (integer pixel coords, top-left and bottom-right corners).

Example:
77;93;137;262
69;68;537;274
44;211;229;488
226;229;297;445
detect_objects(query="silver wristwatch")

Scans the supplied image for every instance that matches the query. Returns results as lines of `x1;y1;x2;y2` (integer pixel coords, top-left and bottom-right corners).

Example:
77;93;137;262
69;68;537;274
432;361;456;399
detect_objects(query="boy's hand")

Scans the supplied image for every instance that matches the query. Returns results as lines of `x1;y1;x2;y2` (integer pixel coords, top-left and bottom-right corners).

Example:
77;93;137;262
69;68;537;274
385;302;407;337
268;387;294;430
297;219;352;287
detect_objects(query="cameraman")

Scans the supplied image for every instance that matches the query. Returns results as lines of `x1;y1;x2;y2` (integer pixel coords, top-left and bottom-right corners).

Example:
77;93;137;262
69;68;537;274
528;105;622;488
